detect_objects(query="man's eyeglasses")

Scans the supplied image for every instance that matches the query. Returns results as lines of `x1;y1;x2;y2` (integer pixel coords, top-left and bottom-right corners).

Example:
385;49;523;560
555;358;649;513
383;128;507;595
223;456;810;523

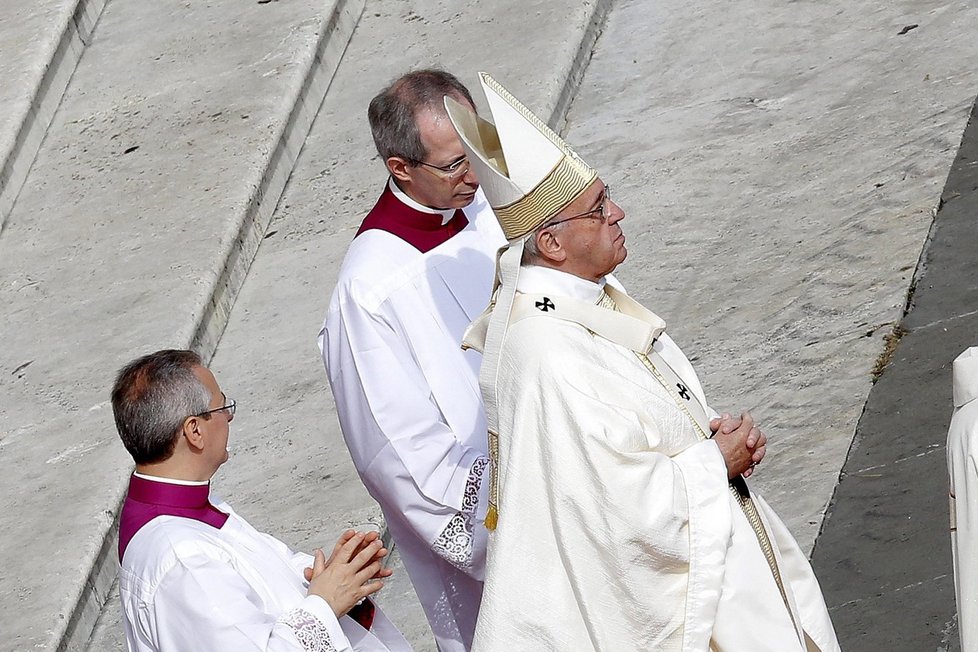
544;185;613;228
413;156;470;181
194;398;236;419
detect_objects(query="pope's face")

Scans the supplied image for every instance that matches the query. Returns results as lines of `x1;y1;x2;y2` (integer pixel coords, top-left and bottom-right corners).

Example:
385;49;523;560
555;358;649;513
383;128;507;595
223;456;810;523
550;179;627;281
399;102;480;210
192;366;233;468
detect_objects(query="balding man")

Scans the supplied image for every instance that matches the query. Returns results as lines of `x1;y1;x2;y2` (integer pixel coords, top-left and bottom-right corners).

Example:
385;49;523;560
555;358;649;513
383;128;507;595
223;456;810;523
112;349;409;651
319;70;505;651
446;74;840;652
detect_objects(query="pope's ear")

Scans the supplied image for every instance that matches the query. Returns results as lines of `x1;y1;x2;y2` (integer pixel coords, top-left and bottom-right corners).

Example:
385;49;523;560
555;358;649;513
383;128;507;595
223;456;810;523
182;416;206;452
535;228;567;264
387;157;414;184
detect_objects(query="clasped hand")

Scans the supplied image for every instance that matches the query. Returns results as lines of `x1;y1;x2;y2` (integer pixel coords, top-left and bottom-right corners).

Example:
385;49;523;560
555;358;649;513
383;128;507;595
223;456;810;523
710;411;767;479
303;529;393;616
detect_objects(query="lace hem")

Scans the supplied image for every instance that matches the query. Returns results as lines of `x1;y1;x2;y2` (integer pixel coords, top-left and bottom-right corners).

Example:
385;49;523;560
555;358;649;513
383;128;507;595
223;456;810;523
432;456;488;569
281;608;337;652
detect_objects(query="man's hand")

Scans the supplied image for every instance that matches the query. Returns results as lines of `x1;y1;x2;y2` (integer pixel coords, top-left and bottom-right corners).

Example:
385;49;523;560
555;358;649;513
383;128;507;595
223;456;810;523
304;529;389;581
305;532;392;616
744;417;767;478
711;411;767;479
326;529;383;566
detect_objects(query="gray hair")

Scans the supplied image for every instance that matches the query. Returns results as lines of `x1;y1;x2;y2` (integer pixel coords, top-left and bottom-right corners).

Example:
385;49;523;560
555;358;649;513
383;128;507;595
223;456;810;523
111;349;211;464
367;69;475;163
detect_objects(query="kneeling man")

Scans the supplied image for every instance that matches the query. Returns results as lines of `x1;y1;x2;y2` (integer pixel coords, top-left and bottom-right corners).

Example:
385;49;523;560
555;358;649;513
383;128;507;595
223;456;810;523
111;349;410;651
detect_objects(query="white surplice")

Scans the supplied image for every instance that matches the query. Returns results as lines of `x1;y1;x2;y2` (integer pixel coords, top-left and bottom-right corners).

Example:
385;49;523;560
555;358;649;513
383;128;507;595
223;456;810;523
468;266;839;652
118;498;409;652
319;182;505;651
948;346;978;652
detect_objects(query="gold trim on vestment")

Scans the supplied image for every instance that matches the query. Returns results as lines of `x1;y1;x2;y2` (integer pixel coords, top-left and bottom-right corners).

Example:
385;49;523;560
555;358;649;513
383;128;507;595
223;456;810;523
485;429;500;530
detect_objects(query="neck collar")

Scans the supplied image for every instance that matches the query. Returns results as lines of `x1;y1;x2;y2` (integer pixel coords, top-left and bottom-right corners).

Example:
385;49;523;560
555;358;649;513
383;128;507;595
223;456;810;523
388;177;456;225
119;474;229;561
127;473;213;508
516;265;607;303
133;471;208;487
355;184;470;253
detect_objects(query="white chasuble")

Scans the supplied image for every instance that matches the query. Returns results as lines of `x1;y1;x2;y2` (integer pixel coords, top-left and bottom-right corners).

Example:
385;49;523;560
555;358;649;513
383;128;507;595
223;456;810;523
320;182;505;651
118;494;409;651
469;266;839;652
948;346;978;652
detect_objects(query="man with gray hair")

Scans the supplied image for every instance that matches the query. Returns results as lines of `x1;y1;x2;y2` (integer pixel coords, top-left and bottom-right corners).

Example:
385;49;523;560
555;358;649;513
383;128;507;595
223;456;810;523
319;70;504;650
446;74;840;651
112;349;409;651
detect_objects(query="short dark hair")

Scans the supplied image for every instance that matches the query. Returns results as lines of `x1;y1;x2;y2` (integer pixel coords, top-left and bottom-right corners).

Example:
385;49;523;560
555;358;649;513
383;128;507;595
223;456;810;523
111;349;211;465
367;69;475;163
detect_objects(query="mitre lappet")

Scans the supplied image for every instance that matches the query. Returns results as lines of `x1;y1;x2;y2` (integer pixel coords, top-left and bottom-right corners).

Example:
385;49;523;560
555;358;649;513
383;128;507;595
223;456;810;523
445;73;598;528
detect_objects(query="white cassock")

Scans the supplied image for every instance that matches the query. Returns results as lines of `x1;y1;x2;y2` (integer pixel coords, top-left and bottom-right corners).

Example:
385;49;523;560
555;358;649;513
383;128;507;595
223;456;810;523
467;266;840;652
319;180;505;650
119;496;409;651
948;346;978;652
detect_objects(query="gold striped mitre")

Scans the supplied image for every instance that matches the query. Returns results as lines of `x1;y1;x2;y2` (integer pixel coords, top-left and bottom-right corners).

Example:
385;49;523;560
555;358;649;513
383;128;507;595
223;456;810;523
444;73;596;241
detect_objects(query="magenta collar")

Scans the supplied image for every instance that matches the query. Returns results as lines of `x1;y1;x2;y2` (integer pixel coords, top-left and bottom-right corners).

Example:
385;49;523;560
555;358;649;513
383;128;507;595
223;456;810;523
356;186;469;253
118;474;228;561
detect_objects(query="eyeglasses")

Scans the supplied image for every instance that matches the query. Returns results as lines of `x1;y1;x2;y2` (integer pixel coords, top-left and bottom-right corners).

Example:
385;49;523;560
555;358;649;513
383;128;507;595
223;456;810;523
195;398;236;419
544;185;613;228
413;155;471;181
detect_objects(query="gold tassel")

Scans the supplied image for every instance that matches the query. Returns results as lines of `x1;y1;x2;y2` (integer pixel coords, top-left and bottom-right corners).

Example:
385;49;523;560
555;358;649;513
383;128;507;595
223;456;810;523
485;429;500;530
485;505;498;531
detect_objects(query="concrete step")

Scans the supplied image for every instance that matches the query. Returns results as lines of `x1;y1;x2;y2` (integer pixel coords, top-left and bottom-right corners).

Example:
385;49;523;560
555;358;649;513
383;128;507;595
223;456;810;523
0;0;108;233
0;0;363;648
84;0;613;647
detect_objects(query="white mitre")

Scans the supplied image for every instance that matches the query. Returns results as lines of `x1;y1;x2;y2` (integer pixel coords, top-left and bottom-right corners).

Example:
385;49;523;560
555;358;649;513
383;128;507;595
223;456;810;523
445;74;599;529
444;72;596;241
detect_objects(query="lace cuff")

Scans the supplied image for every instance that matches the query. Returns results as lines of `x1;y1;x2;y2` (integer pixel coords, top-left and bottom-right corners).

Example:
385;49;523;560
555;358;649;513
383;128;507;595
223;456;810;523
432;456;488;569
281;608;338;652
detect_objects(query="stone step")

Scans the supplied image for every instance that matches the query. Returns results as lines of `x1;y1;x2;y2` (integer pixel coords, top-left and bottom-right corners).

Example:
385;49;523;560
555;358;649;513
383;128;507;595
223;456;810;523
0;0;363;648
0;0;108;232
